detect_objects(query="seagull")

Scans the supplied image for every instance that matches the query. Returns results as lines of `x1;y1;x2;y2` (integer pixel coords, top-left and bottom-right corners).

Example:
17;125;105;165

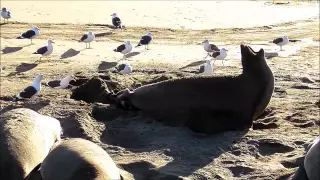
199;60;213;75
17;27;40;44
1;7;11;23
209;48;228;66
33;40;55;60
116;63;132;74
42;75;75;89
16;74;43;100
136;32;153;50
111;13;122;29
78;32;95;49
0;65;5;72
114;41;132;59
202;40;220;59
271;35;289;51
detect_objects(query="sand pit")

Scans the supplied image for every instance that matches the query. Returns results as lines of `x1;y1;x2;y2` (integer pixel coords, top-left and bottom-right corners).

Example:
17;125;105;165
1;1;319;29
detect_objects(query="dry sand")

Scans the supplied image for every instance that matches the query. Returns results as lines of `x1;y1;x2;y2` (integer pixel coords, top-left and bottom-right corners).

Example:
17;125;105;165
1;1;319;29
0;1;320;180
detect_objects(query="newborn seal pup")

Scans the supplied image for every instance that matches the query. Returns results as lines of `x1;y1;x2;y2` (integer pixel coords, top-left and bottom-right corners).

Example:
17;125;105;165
0;108;62;180
114;44;275;134
40;138;123;180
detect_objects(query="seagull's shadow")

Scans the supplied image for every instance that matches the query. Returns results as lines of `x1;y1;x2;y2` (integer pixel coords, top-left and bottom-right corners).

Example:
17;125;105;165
60;48;80;59
179;60;206;70
95;32;113;38
98;61;118;72
1;47;23;54
7;63;38;76
124;52;140;59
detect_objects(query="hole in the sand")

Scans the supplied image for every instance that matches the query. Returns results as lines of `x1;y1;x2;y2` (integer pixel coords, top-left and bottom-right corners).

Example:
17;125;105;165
70;78;109;103
1;46;23;54
60;48;80;59
248;139;295;156
227;165;255;177
91;103;127;121
280;156;304;168
0;96;14;102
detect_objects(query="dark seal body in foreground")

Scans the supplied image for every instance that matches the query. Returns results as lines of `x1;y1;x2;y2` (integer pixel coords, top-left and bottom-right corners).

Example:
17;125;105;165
40;138;123;180
115;45;275;134
304;136;320;180
0;108;62;180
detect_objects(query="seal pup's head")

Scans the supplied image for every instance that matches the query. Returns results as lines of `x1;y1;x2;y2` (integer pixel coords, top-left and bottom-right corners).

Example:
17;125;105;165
240;44;266;74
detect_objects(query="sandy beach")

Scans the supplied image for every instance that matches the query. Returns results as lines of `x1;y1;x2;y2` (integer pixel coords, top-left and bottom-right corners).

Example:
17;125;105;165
1;1;319;29
0;1;319;180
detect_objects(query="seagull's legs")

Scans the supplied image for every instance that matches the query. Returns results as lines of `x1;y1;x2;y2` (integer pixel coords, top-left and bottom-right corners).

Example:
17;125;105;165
212;59;217;66
222;60;225;66
89;43;91;49
30;39;33;45
280;46;283;51
203;53;209;60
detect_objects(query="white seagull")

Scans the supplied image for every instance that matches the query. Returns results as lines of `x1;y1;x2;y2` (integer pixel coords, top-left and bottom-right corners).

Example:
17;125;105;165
113;41;133;59
111;13;122;29
42;75;75;89
17;27;40;44
271;35;289;51
117;63;132;74
78;32;95;49
33;40;55;60
209;48;228;66
202;40;220;59
16;74;43;100
1;7;11;23
199;60;214;75
136;32;153;50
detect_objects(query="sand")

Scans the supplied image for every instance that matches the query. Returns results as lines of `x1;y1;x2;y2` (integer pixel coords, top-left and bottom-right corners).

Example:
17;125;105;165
1;1;319;29
0;1;319;180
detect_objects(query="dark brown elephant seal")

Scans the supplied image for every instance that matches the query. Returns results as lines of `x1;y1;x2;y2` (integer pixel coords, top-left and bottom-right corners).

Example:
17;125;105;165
115;44;275;134
40;138;123;180
0;108;62;180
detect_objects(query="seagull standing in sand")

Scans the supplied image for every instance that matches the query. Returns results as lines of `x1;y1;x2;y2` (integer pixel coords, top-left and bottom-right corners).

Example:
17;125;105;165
17;27;40;44
111;13;122;29
199;60;214;75
210;48;228;66
1;7;11;23
136;32;153;50
33;40;55;60
16;74;43;100
117;63;132;74
272;35;289;51
202;40;220;59
78;32;95;49
43;75;75;89
114;41;132;59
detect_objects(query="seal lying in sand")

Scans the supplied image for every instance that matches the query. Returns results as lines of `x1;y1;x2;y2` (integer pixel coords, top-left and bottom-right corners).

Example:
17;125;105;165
40;138;123;180
304;136;320;180
114;44;275;134
0;108;62;180
292;136;320;180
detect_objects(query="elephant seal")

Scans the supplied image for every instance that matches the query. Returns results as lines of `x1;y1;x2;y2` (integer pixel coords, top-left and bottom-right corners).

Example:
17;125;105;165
304;136;320;180
0;108;62;180
115;44;275;134
40;138;123;180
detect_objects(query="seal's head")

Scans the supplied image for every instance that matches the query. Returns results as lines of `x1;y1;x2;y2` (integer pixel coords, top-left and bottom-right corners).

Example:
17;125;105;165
240;44;265;74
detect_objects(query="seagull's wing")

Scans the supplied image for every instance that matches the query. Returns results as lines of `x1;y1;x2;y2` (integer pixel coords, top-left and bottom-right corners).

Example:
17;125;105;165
272;37;283;44
79;34;88;42
17;86;37;99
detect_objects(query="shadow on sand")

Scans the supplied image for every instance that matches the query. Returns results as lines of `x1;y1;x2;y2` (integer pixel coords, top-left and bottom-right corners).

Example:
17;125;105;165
179;60;206;70
98;113;248;179
60;48;80;59
1;47;23;54
124;52;141;59
7;63;38;76
95;32;113;38
98;61;118;72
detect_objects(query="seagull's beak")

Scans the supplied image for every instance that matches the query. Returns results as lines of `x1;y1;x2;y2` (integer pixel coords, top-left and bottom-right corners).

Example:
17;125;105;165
225;49;228;52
